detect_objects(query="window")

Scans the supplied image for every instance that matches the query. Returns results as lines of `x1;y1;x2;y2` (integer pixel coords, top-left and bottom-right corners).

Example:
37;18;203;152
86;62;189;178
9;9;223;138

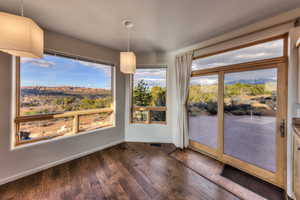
131;67;167;124
188;74;219;149
192;38;284;71
15;53;115;146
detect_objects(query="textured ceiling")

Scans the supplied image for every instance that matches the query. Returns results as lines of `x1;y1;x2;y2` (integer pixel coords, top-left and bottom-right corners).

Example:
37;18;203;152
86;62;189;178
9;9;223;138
1;0;300;53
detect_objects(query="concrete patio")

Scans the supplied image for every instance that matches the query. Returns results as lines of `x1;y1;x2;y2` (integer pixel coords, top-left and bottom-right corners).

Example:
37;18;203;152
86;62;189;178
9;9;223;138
189;114;276;172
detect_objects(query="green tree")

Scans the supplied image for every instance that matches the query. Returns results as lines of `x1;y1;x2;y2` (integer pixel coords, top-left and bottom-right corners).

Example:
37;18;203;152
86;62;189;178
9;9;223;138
79;98;96;110
133;80;152;106
150;86;166;106
188;85;217;103
61;97;76;111
150;86;166;121
94;96;112;108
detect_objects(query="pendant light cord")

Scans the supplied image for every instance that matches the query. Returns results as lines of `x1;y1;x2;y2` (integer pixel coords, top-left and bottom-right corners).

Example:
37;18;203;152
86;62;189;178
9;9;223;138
20;0;24;16
123;20;134;52
127;28;130;52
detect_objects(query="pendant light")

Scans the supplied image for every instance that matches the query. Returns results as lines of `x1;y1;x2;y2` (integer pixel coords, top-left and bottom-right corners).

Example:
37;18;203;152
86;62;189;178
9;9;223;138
0;0;44;58
120;20;136;74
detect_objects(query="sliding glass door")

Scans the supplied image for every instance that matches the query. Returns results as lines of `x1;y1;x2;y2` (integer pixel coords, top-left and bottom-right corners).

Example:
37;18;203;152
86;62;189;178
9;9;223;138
188;74;219;155
223;68;278;172
188;63;287;188
188;35;288;188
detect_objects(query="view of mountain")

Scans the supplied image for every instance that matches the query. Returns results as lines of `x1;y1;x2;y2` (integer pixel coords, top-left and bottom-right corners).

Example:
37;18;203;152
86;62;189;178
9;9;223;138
225;78;276;85
21;86;111;98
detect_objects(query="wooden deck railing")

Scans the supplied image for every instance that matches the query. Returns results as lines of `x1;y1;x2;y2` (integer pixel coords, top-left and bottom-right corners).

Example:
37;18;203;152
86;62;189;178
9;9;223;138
131;106;166;124
15;108;114;145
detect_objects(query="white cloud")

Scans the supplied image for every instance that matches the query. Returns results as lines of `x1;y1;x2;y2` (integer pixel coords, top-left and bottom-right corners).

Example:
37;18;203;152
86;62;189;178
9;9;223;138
192;62;230;70
190;78;217;86
260;39;283;48
78;60;104;68
77;60;112;77
235;52;271;59
136;78;165;82
192;39;283;70
134;68;166;80
134;69;167;88
134;78;166;88
224;68;277;83
21;58;55;68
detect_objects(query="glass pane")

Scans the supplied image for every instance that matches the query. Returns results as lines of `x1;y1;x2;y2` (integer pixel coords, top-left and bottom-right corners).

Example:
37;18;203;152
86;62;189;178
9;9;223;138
132;110;148;122
20;54;113;116
192;39;283;71
151;111;166;122
188;74;218;149
132;68;167;122
19;117;73;141
133;68;167;106
79;112;113;132
224;68;277;172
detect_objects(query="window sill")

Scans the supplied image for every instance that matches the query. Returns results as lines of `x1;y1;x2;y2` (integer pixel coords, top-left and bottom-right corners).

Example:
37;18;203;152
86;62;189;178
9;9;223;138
129;121;167;125
11;125;116;151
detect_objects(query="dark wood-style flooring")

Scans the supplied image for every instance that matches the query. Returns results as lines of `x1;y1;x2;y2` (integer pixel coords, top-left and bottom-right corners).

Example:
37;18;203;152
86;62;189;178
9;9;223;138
221;165;284;200
0;143;239;200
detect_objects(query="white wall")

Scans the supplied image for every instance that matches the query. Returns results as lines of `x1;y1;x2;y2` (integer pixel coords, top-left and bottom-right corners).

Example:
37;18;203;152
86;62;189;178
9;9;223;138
0;30;125;185
124;52;174;143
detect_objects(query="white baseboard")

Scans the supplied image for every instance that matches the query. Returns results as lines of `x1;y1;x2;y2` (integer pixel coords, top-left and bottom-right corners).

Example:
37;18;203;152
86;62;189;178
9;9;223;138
125;137;173;143
0;139;124;186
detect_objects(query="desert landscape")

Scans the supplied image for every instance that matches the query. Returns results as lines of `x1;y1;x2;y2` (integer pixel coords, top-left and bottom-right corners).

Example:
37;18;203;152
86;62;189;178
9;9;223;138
18;86;113;141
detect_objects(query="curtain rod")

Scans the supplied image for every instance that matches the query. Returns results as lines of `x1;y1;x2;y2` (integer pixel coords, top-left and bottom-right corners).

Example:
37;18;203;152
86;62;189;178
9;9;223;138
44;48;116;66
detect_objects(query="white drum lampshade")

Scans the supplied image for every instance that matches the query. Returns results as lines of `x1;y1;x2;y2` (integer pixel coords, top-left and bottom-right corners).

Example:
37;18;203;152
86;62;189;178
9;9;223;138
120;51;136;74
0;12;43;58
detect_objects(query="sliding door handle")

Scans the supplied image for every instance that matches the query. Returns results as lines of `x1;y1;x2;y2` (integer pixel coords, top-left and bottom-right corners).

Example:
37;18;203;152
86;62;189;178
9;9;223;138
280;120;285;137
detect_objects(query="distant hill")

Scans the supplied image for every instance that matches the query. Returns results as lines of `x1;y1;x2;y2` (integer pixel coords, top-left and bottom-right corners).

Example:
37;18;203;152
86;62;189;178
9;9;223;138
21;86;111;98
225;78;276;85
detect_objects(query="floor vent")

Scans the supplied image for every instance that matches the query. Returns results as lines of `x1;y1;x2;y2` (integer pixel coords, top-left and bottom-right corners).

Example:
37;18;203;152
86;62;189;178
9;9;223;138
150;143;162;147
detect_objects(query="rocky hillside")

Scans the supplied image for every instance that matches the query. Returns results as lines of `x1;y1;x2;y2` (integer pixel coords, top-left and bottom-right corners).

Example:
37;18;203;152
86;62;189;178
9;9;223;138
21;86;111;98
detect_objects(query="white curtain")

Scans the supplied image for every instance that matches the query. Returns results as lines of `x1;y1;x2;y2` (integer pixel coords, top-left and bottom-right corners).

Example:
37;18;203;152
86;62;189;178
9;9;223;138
175;51;193;149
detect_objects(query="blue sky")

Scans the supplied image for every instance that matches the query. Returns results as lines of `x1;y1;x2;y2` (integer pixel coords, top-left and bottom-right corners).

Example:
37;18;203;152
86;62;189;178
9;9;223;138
190;39;282;86
21;54;112;89
190;68;277;86
134;68;166;88
192;39;283;71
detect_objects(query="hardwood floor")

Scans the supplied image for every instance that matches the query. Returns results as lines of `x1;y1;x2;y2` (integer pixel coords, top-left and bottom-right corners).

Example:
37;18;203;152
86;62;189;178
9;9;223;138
171;148;284;200
0;143;239;200
221;165;284;200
